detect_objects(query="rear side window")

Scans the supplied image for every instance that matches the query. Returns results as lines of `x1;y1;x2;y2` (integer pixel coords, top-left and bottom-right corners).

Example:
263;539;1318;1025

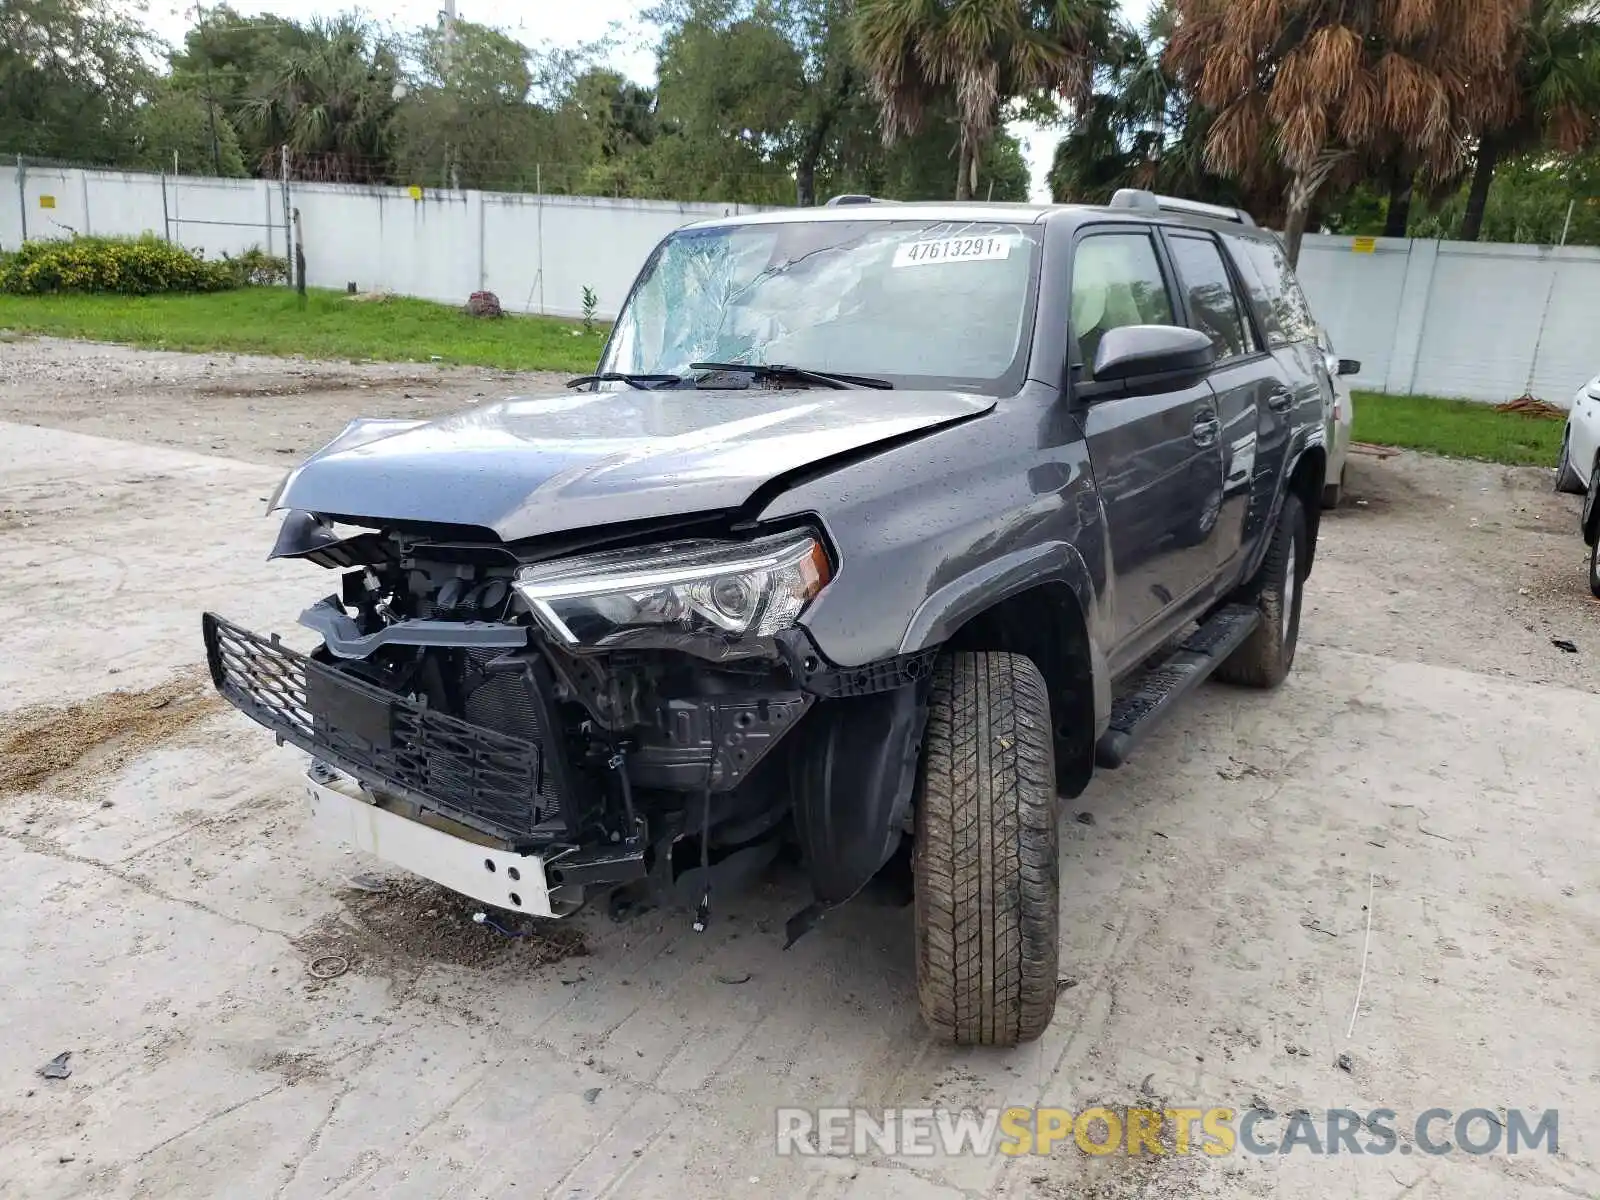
1226;235;1316;347
1070;231;1175;379
1166;233;1257;360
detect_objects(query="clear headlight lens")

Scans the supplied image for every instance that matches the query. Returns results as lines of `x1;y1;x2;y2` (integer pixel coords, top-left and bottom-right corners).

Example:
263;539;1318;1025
512;531;831;646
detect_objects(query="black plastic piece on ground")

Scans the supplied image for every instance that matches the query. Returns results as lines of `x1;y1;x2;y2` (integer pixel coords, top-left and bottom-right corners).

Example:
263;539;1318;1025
1095;604;1260;769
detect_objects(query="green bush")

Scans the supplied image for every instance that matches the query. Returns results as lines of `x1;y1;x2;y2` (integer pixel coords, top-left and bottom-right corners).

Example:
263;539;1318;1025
0;235;285;296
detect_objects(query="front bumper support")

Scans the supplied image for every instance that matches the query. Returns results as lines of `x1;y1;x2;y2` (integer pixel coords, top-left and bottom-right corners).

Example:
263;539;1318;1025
305;768;579;917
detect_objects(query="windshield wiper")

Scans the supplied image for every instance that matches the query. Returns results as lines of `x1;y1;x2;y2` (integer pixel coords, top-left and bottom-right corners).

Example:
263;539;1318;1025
688;362;894;391
566;372;685;390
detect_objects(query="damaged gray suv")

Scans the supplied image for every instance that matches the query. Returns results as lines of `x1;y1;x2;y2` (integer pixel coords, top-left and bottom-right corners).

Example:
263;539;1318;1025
205;189;1330;1046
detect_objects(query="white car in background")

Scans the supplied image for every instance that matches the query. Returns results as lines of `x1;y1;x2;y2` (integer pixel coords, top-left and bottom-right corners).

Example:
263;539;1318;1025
1316;327;1358;509
1557;373;1600;496
1556;372;1600;596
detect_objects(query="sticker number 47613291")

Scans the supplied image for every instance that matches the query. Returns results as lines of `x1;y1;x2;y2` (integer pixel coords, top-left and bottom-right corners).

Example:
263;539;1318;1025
892;236;1013;268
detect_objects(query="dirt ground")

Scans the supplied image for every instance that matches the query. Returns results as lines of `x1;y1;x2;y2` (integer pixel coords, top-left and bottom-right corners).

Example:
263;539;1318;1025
1;338;1597;1200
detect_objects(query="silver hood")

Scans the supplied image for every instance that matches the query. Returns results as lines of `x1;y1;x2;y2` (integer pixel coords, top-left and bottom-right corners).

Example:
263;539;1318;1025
269;387;995;542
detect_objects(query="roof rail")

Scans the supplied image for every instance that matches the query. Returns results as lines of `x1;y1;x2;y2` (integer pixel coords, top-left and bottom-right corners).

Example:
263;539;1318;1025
824;194;877;207
1108;187;1256;227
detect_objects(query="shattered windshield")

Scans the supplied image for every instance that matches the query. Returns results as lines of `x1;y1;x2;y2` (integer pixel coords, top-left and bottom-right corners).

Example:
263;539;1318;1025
602;218;1043;392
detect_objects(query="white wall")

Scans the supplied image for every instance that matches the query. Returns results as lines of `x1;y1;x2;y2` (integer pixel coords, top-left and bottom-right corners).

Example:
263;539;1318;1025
1296;233;1600;403
3;161;1596;403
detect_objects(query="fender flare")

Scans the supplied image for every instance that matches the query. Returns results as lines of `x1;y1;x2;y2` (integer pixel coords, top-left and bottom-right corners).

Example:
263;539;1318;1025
896;540;1109;733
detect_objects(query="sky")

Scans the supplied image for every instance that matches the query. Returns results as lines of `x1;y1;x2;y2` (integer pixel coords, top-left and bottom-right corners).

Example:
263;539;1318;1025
139;0;1158;202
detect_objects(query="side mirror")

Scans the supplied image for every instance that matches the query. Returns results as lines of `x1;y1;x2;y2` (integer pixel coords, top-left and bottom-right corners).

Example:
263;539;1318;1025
1087;325;1216;394
1336;358;1361;377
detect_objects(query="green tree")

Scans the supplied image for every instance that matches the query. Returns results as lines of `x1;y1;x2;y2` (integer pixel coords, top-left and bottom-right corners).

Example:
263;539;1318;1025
389;20;548;189
1460;0;1600;240
854;0;1115;199
127;81;248;176
0;0;153;163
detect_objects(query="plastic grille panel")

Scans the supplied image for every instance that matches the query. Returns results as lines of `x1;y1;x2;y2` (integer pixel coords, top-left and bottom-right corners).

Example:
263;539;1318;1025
202;613;558;841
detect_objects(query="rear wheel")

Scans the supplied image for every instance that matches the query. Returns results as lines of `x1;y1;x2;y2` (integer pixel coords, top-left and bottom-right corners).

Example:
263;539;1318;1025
1215;494;1306;689
914;651;1059;1047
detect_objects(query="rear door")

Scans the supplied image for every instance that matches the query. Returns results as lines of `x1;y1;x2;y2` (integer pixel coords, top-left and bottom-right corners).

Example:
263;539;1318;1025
1159;229;1285;577
1071;227;1225;654
1221;234;1319;554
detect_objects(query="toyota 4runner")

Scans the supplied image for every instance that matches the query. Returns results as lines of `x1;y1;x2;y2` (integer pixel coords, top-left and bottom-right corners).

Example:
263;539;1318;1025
204;188;1330;1046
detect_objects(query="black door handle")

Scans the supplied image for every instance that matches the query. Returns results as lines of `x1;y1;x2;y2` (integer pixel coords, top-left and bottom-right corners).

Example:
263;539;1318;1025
1192;412;1221;447
1267;388;1294;412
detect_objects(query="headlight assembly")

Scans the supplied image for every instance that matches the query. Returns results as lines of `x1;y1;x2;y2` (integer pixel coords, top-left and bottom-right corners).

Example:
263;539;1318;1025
512;531;831;647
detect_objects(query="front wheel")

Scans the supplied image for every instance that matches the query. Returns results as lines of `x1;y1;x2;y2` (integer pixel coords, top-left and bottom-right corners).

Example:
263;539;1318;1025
1557;429;1588;495
914;651;1059;1047
1321;463;1347;510
1215;493;1306;689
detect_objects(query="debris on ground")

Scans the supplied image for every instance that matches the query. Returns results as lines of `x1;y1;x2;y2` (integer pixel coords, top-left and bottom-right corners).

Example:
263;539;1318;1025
292;877;588;974
37;1052;72;1080
1336;1052;1354;1072
1551;638;1579;654
1074;812;1095;826
583;1087;602;1103
1495;394;1566;420
0;673;222;799
715;971;752;985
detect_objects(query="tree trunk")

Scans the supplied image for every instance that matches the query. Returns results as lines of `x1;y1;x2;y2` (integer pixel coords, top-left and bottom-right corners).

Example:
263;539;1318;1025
796;158;816;208
1460;135;1500;242
1383;168;1414;238
1283;198;1310;268
955;138;974;201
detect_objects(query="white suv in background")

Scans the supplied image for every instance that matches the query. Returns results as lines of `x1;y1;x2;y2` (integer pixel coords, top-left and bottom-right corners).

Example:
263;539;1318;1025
1557;373;1600;497
1317;327;1358;508
1557;372;1600;596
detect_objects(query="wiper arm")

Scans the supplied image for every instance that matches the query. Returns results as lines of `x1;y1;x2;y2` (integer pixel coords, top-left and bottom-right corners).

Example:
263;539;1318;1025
688;362;894;391
566;372;685;390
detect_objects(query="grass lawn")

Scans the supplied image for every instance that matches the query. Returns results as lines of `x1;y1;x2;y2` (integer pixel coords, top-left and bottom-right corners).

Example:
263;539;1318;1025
0;288;609;374
1352;390;1565;468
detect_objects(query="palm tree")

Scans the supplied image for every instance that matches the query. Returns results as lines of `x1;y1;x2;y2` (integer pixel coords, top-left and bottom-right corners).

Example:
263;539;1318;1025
1048;2;1287;218
1166;0;1526;264
1460;0;1600;240
854;0;1117;200
237;17;400;183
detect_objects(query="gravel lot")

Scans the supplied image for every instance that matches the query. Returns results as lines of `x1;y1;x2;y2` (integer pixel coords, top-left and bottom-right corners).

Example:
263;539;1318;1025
2;338;1597;1200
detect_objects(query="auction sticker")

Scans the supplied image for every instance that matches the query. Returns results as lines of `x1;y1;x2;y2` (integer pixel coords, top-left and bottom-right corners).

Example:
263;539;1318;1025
893;235;1013;267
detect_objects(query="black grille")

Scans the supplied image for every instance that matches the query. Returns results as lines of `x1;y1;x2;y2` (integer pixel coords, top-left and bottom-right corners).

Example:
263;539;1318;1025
202;613;561;844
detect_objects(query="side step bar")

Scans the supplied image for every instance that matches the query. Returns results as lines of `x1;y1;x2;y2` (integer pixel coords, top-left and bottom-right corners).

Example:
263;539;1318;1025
1094;604;1260;769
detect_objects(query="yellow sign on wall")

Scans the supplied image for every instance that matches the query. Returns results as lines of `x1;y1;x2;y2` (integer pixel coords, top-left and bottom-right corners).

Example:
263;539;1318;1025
38;195;56;209
408;185;423;200
1351;236;1376;253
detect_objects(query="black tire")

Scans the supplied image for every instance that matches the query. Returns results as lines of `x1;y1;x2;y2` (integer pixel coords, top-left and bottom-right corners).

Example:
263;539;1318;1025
1556;429;1587;495
1214;493;1306;689
1321;463;1346;510
914;651;1059;1047
1587;468;1600;599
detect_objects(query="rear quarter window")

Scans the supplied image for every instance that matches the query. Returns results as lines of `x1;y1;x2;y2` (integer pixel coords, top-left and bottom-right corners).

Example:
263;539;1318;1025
1226;235;1317;348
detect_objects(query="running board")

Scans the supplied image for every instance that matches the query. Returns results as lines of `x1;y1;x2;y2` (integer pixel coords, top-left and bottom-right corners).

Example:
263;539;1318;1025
1094;604;1260;769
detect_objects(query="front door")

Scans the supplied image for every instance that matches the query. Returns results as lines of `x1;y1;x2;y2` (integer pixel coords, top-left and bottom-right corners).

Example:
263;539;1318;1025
1070;228;1226;651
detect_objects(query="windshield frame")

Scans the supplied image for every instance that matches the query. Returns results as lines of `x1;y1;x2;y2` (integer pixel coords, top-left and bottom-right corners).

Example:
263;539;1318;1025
596;215;1046;397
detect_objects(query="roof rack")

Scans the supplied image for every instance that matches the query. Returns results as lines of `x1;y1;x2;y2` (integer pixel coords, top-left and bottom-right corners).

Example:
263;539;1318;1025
1108;188;1256;227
